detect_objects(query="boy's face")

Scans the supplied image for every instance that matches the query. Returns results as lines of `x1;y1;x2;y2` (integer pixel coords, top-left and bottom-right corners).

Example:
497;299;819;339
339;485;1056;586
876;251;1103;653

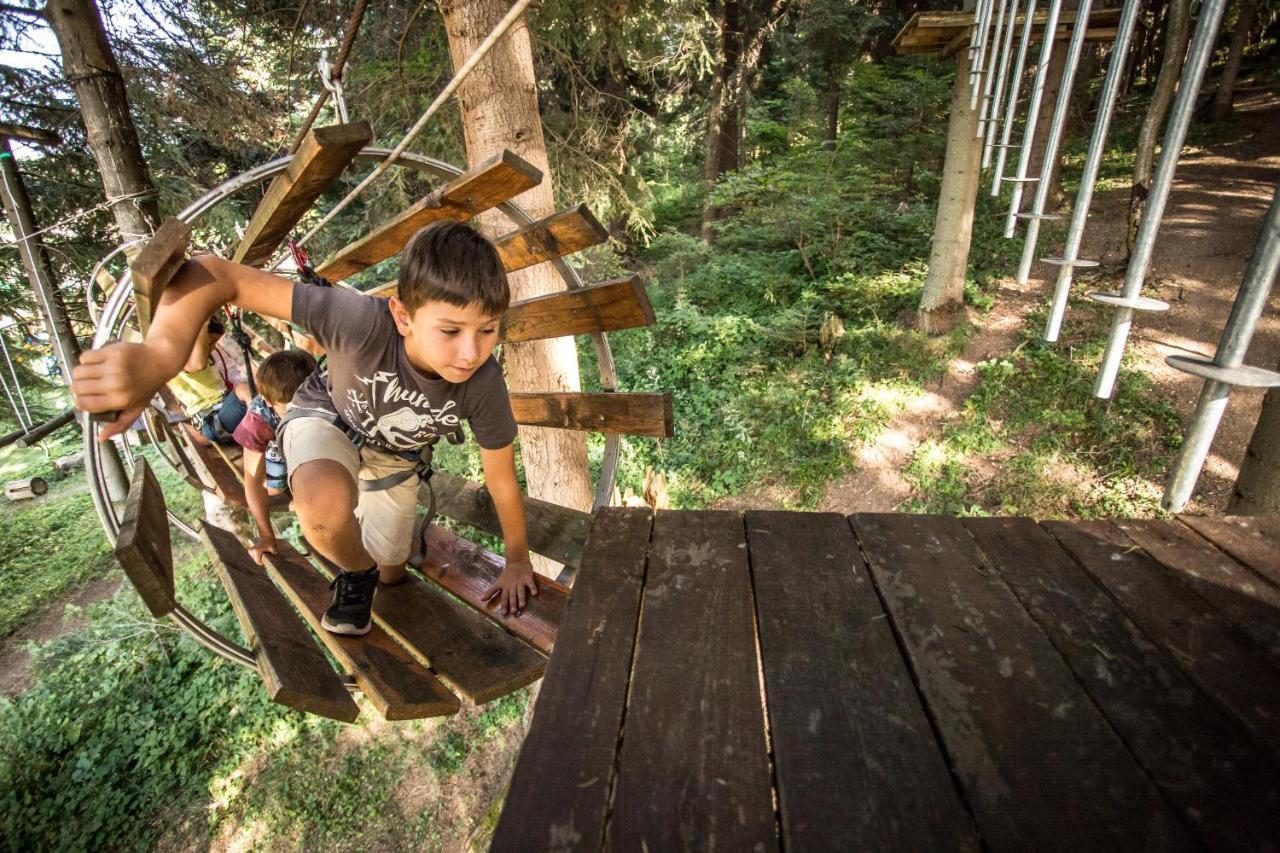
389;298;501;383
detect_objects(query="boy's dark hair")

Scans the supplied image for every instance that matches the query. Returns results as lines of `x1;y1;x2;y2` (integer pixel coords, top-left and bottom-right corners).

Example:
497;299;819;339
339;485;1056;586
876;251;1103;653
398;221;509;317
207;316;225;335
256;349;317;405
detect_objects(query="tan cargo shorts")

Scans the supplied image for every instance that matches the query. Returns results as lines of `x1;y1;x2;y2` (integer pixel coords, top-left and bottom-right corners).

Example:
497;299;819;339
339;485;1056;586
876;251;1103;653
280;414;419;566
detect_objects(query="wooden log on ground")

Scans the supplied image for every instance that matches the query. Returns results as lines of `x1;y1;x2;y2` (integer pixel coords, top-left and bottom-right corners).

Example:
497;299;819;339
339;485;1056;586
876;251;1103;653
509;392;673;437
200;522;359;722
130;218;191;333
419;525;569;655
315;150;542;282
5;476;48;501
500;275;654;343
264;542;461;721
424;471;591;570
113;458;175;617
233;122;373;267
53;452;85;472
0;425;29;451
494;204;609;273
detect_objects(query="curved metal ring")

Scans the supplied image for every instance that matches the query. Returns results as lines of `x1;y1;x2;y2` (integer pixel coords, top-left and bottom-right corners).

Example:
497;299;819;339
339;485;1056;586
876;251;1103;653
85;146;621;671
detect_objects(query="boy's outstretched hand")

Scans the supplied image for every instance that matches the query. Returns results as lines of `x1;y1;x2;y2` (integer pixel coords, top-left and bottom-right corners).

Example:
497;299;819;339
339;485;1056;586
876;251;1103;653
72;341;178;441
483;558;539;617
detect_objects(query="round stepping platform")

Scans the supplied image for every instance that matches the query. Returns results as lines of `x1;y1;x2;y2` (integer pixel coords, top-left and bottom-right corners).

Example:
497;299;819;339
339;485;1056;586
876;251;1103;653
1087;292;1169;312
1002;176;1040;183
1016;212;1062;221
1041;257;1100;268
1165;355;1280;388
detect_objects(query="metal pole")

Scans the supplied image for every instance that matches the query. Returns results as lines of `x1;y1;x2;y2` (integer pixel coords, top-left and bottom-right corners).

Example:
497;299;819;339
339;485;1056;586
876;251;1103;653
1015;0;1092;282
0;332;33;428
1093;0;1230;398
1162;184;1280;511
0;358;23;430
1042;0;1143;342
1005;0;1065;237
970;0;995;109
993;0;1039;196
983;0;1021;167
0;139;131;498
977;0;1012;139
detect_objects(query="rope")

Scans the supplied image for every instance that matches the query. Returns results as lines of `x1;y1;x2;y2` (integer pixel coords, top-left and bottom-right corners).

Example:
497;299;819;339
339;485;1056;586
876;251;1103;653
268;0;535;270
0;188;157;252
287;0;371;154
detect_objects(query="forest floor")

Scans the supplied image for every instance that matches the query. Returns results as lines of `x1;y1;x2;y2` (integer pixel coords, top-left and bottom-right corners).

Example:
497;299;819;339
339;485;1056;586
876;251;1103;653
817;87;1280;516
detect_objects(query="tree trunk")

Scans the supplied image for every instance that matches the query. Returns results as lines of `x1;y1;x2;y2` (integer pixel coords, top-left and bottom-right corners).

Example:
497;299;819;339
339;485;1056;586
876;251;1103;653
823;64;841;147
1229;365;1280;514
1126;0;1190;254
701;0;743;243
1212;0;1261;122
45;0;161;249
917;45;982;335
439;0;593;575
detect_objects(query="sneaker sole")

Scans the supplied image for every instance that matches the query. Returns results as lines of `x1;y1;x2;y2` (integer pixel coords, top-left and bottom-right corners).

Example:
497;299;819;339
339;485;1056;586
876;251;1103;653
321;615;372;636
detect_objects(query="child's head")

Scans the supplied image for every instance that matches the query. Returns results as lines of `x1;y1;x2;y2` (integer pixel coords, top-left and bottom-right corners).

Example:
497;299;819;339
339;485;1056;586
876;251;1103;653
390;221;509;383
256;349;317;407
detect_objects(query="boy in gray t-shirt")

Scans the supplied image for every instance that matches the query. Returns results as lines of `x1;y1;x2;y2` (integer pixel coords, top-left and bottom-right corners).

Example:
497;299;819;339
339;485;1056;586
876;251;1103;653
73;222;540;636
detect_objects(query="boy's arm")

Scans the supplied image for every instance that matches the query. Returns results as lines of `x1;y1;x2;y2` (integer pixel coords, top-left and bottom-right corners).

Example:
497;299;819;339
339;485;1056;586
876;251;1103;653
184;327;212;373
72;255;295;439
479;443;539;616
242;449;277;564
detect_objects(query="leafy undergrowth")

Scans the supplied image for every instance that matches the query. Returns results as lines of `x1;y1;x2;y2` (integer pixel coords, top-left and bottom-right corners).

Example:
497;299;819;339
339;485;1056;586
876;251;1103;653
902;302;1183;518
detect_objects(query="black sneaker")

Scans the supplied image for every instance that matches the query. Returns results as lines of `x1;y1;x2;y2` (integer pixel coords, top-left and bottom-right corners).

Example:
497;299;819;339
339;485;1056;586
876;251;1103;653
321;567;379;635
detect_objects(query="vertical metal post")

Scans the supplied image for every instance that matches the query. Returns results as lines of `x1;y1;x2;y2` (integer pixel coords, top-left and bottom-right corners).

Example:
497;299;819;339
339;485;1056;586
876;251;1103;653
1093;0;1230;398
1043;0;1143;342
983;0;1021;166
1162;184;1280;511
970;0;995;109
1005;0;1065;237
0;332;33;428
992;0;1040;196
0;139;131;496
977;0;1012;139
1015;0;1092;283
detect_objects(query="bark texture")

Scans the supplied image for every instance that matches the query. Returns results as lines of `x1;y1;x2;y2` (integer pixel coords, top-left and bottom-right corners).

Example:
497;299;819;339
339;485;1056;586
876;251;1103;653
1211;0;1261;122
439;0;594;570
917;47;982;335
45;0;161;247
1126;0;1190;253
1229;364;1280;514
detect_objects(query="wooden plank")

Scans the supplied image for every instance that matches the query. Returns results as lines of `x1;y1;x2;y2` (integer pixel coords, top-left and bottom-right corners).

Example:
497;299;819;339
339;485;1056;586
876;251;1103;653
130;218;190;333
967;517;1280;851
494;204;608;274
113;458;176;617
1115;518;1280;661
609;511;777;851
500;275;655;343
850;514;1195;853
1178;514;1280;589
419;525;568;655
746;511;979;852
189;440;248;508
305;551;545;704
1044;520;1280;757
199;523;359;722
263;542;460;721
314;150;542;282
232;122;373;267
509;391;673;437
491;509;652;852
423;472;592;570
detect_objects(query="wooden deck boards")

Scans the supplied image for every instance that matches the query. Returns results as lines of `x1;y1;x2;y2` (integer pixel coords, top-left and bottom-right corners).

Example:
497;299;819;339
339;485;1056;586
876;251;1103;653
494;511;1280;852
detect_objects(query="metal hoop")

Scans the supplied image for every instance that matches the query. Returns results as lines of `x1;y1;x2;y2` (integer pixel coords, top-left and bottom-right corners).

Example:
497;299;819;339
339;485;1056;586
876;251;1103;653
84;147;622;670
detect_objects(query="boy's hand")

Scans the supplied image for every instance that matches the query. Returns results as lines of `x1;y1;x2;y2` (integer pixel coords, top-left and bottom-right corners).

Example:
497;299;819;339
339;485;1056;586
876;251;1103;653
249;537;278;565
483;558;539;617
71;342;177;441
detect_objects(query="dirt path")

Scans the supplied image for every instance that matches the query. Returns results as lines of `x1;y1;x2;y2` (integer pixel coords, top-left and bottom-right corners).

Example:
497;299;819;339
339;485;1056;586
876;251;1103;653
0;574;121;696
819;88;1280;515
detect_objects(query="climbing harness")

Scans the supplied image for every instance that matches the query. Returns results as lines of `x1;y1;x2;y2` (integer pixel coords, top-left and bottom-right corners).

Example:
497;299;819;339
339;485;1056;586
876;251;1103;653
225;308;258;398
287;239;334;289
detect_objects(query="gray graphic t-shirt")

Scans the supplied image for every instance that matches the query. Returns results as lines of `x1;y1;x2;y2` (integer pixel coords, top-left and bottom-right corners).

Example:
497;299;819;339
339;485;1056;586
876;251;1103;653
289;285;517;451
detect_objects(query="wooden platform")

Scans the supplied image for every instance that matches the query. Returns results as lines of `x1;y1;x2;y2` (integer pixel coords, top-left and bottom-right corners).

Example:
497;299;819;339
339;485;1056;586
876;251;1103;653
893;7;1122;57
493;511;1280;852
